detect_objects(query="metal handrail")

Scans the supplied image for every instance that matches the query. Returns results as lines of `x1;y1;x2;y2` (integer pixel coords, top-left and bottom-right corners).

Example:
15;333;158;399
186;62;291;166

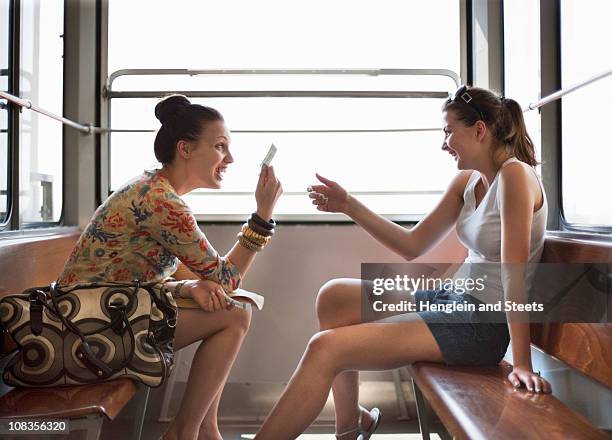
0;90;96;134
524;67;612;112
104;127;443;134
107;90;449;99
105;68;459;100
107;68;462;90
184;190;444;197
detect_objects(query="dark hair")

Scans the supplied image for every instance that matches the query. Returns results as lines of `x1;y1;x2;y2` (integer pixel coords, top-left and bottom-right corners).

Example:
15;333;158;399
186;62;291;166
443;86;537;166
154;94;224;164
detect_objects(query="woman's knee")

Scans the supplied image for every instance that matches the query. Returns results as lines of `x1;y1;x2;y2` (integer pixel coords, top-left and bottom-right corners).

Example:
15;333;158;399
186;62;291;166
225;306;252;334
304;330;342;373
316;278;352;319
306;330;333;358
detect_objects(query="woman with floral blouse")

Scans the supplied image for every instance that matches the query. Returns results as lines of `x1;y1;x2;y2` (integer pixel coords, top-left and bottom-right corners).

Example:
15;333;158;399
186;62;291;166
58;94;283;440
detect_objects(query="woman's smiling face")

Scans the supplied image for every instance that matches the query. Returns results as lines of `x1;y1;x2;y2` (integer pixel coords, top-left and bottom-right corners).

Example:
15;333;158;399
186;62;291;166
442;110;480;170
182;119;234;189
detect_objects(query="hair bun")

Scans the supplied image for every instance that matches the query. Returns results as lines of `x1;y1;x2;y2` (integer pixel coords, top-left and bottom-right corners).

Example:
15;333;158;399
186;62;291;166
154;94;191;126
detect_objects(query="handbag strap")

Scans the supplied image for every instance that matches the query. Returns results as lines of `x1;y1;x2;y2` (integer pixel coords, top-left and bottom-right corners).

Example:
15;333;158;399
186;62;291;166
48;282;138;379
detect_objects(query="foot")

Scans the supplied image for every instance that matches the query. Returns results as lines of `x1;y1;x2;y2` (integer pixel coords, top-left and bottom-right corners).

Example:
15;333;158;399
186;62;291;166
335;407;374;440
197;424;223;440
358;406;375;432
163;419;199;440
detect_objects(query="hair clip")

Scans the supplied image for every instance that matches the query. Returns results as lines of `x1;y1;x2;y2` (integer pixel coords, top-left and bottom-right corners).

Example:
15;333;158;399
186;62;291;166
460;92;473;104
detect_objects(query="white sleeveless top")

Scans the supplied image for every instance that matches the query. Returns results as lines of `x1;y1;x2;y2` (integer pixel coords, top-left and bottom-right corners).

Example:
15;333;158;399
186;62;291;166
453;157;547;303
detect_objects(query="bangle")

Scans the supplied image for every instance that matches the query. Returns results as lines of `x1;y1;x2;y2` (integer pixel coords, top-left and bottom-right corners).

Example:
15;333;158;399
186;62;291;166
251;212;275;230
238;234;263;252
248;217;274;237
238;232;264;252
173;280;187;298
242;223;271;244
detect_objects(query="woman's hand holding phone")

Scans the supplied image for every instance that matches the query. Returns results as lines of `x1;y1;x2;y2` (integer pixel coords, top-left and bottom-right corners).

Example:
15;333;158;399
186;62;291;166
255;167;282;221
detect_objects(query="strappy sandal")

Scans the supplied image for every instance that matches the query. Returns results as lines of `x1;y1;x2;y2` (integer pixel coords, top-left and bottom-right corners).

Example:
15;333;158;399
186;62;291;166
335;407;382;440
357;407;381;440
335;426;361;439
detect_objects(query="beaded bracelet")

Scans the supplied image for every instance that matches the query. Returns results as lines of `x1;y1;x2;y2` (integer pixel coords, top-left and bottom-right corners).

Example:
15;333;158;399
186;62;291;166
242;223;271;244
239;230;267;248
237;232;264;252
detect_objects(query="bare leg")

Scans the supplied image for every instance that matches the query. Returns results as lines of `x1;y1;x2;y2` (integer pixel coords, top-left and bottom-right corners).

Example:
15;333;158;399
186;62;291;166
316;279;365;439
254;314;443;440
163;305;251;440
317;279;415;438
197;389;223;440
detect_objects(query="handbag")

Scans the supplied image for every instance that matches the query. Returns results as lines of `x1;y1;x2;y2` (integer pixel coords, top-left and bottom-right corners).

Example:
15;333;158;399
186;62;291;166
0;281;177;388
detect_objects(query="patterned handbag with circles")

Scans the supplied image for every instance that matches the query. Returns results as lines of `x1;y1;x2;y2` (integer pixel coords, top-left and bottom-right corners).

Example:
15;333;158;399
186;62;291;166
0;281;177;388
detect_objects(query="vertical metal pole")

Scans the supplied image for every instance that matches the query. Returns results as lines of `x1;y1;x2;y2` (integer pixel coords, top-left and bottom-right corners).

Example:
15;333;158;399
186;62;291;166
540;0;561;230
392;369;411;421
8;0;21;230
133;386;150;440
412;379;431;440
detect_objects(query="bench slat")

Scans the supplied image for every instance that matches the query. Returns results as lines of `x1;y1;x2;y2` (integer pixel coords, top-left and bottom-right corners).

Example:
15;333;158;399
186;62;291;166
0;379;138;420
408;361;610;440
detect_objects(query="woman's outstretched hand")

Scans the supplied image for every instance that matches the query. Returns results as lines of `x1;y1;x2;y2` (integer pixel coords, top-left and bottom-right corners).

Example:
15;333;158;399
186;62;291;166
255;165;283;220
183;279;232;312
307;173;350;213
508;365;552;394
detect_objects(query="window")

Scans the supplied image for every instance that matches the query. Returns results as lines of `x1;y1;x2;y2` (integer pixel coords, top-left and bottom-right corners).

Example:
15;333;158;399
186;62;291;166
19;0;64;225
107;0;462;221
561;0;612;228
1;0;9;224
503;0;541;165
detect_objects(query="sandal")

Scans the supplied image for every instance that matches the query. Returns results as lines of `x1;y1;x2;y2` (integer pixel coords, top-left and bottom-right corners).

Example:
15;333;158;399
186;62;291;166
357;407;381;440
335;407;382;440
335;426;360;439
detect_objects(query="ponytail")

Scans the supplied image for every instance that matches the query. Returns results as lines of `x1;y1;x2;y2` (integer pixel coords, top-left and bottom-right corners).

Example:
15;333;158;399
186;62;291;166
495;97;537;166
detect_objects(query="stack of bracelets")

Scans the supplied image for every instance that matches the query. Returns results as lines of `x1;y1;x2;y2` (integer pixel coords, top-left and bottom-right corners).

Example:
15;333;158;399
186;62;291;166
238;212;275;252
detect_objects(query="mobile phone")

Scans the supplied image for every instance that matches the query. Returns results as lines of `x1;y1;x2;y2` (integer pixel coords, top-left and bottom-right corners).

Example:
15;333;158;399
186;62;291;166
261;143;277;167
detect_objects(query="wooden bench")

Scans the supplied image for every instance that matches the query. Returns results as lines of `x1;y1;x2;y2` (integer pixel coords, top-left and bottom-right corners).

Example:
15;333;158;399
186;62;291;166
0;233;148;440
408;234;612;440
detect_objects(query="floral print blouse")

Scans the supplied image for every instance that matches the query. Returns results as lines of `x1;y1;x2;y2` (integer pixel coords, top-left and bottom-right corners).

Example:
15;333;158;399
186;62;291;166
57;169;241;292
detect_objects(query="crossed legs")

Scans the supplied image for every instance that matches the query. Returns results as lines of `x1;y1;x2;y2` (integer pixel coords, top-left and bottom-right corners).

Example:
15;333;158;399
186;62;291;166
163;305;252;440
254;279;443;440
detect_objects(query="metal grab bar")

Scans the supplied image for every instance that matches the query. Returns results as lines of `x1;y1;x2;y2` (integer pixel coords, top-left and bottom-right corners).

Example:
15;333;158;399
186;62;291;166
107;68;462;90
183;190;444;197
524;67;612;112
103;128;443;134
0;90;98;134
107;90;449;99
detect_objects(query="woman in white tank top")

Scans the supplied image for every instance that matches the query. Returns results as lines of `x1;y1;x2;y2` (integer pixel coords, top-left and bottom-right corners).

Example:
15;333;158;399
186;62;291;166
254;86;551;440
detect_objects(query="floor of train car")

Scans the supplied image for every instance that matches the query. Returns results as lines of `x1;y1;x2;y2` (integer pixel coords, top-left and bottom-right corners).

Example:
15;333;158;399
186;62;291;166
99;345;612;439
101;380;432;439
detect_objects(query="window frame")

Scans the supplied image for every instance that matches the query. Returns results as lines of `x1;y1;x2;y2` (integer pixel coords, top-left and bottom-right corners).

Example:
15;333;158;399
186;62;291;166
556;0;612;234
103;69;461;223
0;0;67;236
